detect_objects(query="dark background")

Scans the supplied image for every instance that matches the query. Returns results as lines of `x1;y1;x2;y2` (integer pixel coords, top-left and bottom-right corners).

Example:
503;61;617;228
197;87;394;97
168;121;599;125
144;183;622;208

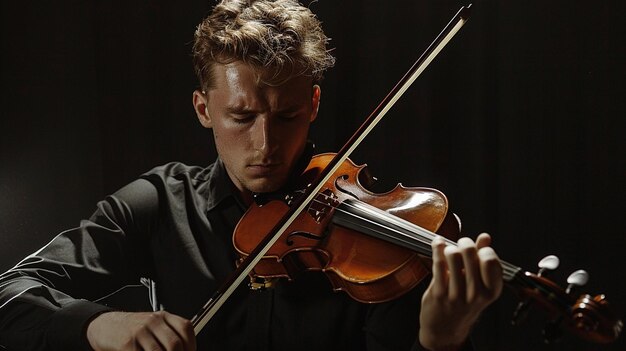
1;0;624;350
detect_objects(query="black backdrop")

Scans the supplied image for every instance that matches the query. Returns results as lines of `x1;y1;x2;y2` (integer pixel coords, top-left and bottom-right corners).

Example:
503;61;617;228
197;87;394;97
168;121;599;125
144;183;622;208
1;1;624;350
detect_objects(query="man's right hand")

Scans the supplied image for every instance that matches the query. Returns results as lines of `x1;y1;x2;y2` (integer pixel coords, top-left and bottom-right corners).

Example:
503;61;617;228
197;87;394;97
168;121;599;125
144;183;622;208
86;311;197;351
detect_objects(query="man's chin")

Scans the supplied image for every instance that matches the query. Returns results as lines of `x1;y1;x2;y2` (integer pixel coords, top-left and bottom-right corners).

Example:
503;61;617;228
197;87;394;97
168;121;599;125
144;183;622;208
245;179;283;195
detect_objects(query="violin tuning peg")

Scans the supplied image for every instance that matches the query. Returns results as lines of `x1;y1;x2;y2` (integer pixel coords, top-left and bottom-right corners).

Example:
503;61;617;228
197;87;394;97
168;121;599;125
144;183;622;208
566;269;589;294
537;255;560;276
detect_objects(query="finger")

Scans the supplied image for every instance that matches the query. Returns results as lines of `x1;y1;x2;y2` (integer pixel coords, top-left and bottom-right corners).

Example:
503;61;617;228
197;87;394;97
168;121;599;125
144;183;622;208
163;312;196;351
475;232;492;249
477;246;503;300
151;326;184;351
149;313;187;351
444;244;465;302
136;326;164;351
457;237;485;301
430;235;448;298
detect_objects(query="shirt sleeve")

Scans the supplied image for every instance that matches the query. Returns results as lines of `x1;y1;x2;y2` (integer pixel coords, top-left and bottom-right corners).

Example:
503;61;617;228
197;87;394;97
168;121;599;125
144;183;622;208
0;178;159;351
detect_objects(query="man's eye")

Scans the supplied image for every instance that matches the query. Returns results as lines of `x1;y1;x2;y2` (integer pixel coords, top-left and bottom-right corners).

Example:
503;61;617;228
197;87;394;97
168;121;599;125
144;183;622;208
280;114;299;120
232;114;254;123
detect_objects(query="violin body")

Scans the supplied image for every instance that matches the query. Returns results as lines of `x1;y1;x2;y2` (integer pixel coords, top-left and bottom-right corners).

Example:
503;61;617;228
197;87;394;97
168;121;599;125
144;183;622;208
233;153;461;303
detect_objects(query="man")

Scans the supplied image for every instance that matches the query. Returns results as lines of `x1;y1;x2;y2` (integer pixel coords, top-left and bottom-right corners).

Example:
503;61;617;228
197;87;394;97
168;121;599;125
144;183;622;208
0;1;502;350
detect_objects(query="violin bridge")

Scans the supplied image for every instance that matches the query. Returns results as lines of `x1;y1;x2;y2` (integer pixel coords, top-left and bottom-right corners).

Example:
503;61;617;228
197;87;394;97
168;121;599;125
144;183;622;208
307;189;339;223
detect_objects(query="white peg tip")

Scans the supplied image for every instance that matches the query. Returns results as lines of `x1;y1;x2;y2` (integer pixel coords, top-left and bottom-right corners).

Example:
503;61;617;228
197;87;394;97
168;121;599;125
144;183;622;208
567;269;589;287
538;255;560;270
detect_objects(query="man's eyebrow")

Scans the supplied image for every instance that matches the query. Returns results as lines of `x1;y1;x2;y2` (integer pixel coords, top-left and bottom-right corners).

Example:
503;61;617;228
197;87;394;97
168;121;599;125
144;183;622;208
226;105;303;115
276;105;304;114
226;105;256;114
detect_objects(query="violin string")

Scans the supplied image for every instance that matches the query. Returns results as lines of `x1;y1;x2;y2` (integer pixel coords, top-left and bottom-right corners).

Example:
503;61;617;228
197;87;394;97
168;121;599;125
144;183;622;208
337;200;521;279
306;194;438;254
306;193;521;279
337;200;451;251
309;192;447;249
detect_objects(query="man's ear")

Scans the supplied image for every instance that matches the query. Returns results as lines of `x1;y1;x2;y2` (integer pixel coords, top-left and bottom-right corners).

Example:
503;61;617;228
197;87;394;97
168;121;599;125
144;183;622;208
193;90;212;128
310;84;321;123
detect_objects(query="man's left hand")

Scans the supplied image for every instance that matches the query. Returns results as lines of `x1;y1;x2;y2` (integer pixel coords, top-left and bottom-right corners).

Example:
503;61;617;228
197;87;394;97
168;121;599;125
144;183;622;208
418;233;503;351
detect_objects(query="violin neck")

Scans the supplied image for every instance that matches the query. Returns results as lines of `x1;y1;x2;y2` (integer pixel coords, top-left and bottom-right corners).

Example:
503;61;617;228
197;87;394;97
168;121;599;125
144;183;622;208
332;199;521;282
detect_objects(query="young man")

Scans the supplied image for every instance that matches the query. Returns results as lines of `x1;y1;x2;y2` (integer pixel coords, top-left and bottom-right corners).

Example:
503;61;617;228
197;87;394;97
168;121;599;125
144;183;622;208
0;1;502;350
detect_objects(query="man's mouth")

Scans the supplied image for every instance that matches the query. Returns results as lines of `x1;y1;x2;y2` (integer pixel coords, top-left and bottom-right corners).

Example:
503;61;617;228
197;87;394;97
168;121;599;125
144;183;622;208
247;163;280;176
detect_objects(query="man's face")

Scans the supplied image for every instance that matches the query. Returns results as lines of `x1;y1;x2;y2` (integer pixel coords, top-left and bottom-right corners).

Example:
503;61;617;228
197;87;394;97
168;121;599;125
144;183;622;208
193;61;320;202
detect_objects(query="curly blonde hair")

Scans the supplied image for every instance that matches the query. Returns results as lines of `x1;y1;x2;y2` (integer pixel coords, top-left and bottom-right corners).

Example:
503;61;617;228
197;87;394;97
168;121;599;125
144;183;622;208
193;0;335;89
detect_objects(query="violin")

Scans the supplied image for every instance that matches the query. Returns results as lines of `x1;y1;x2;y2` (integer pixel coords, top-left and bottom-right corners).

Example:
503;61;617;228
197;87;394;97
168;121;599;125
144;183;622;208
233;153;623;344
234;153;458;303
190;4;623;345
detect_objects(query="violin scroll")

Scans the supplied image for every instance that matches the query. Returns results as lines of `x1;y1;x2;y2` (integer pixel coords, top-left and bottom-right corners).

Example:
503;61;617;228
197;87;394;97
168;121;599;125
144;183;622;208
571;294;623;344
508;268;622;344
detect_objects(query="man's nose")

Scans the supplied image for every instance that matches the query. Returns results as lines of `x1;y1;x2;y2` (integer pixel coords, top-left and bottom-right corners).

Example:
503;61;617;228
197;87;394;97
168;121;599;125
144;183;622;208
252;115;277;155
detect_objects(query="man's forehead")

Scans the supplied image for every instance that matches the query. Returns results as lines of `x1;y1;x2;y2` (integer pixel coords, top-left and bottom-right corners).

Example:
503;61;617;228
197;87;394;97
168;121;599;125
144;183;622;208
208;61;313;110
214;61;312;89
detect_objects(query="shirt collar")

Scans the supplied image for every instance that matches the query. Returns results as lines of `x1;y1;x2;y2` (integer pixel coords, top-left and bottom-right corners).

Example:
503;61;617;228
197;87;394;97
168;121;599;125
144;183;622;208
203;141;315;212
203;158;246;212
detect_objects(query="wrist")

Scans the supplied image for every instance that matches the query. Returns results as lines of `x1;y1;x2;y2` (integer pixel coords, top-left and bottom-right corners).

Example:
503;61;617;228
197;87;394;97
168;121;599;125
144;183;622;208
86;311;122;351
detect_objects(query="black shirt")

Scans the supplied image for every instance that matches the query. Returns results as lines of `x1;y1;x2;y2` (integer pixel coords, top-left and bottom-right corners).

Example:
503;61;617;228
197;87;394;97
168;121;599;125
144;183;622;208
0;160;438;351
